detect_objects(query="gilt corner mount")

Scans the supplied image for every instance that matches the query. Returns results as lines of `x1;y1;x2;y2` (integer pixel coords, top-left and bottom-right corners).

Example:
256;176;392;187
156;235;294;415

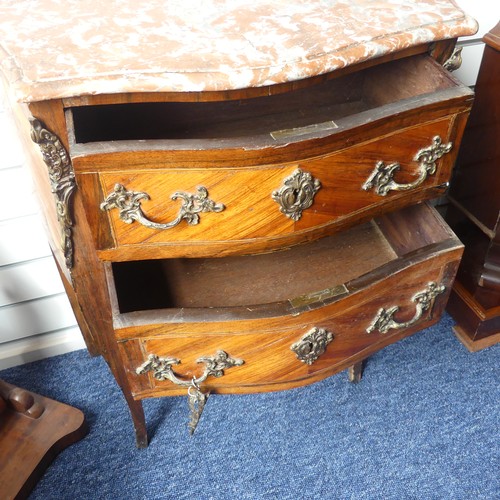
30;119;76;270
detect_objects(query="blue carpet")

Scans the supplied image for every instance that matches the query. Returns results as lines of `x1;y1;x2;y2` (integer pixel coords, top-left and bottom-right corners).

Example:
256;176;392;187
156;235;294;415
1;314;498;499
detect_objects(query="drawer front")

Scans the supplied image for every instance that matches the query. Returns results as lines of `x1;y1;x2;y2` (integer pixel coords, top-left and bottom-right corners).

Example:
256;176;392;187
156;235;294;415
89;117;458;258
120;255;460;398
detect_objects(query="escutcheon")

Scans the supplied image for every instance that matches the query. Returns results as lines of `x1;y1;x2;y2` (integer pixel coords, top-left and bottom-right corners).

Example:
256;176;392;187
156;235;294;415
290;327;334;365
272;168;321;221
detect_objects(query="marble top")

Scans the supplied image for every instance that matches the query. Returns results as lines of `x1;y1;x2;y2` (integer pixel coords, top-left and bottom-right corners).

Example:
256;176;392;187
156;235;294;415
0;0;477;102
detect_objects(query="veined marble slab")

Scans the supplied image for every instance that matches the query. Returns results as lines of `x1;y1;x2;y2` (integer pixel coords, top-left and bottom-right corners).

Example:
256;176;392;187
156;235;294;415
0;0;477;102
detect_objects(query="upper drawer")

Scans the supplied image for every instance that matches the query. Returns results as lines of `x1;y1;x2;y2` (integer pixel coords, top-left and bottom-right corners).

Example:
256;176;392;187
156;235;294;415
69;56;472;168
69;55;473;260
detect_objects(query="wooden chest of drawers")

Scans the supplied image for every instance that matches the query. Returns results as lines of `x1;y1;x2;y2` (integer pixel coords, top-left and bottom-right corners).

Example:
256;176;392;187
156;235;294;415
0;1;477;446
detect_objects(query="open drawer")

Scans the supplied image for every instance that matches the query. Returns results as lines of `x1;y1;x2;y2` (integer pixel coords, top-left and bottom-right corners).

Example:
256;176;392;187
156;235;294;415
70;55;473;261
105;203;463;398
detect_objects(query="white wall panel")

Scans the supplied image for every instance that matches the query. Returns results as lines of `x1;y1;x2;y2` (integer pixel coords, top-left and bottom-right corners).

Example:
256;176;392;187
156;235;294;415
455;1;500;40
0;293;78;344
453;2;498;87
0;215;51;266
0;256;64;306
0;100;82;368
0;166;39;221
0;109;24;168
454;43;485;87
0;326;86;370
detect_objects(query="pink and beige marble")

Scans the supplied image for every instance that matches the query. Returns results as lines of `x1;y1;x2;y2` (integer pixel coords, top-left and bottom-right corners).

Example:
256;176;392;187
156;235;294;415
0;0;477;102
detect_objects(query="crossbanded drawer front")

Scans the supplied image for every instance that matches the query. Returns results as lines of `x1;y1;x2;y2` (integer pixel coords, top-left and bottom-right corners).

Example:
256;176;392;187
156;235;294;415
119;255;461;398
87;116;459;259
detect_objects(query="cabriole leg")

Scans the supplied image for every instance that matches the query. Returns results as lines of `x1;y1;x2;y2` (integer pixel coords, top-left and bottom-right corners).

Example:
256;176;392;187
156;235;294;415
348;360;365;384
124;394;148;448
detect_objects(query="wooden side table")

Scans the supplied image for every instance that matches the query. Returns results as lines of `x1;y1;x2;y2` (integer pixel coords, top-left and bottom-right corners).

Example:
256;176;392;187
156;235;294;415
0;380;87;500
445;22;500;351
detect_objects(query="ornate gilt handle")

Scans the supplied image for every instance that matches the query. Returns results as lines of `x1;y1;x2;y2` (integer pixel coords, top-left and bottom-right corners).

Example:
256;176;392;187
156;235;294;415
366;282;445;334
136;350;244;386
362;136;452;196
100;183;225;230
137;350;243;435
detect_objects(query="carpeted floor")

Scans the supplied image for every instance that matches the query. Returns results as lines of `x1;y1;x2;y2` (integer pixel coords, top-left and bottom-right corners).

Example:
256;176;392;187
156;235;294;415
1;313;498;499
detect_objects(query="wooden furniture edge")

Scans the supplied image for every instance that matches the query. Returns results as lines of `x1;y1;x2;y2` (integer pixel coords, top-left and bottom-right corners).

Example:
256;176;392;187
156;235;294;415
448;282;500;350
453;326;500;352
0;381;88;499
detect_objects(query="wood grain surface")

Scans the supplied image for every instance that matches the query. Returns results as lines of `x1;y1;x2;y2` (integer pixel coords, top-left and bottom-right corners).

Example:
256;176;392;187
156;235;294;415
0;380;87;499
445;23;500;349
106;204;463;397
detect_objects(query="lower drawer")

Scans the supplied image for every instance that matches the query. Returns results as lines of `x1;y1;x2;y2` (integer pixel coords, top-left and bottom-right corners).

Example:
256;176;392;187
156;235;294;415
109;203;463;398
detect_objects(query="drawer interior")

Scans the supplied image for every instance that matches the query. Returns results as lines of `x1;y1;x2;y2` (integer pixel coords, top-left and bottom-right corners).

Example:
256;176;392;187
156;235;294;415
108;203;457;322
112;220;395;312
69;55;460;146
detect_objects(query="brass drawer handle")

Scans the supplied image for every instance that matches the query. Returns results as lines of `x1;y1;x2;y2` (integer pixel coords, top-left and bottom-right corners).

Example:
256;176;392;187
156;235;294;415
272;168;321;221
291;327;334;365
443;46;463;72
100;183;225;230
362;136;452;196
136;350;243;434
366;282;445;334
136;350;244;386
